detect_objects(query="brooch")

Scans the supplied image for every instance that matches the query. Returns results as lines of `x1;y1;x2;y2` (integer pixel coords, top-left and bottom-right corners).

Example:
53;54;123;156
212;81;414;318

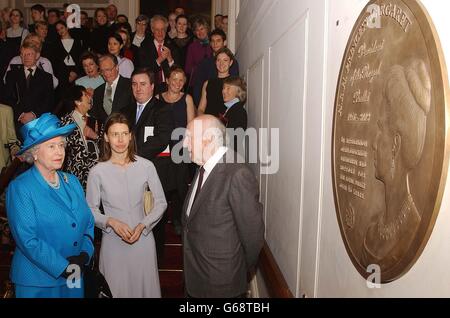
63;173;69;184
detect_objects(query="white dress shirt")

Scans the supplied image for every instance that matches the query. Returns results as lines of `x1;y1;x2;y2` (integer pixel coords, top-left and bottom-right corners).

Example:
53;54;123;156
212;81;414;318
186;146;228;216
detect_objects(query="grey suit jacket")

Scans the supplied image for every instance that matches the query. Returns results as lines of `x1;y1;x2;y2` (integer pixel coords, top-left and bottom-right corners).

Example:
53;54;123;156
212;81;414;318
182;155;264;298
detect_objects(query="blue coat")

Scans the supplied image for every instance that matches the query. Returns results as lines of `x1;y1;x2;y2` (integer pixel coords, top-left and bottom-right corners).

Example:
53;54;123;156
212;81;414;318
6;165;94;287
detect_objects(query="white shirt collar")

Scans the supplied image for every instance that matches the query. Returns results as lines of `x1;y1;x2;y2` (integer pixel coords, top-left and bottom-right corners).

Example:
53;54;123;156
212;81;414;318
154;38;164;48
23;65;37;75
203;146;228;175
110;74;120;88
137;97;153;108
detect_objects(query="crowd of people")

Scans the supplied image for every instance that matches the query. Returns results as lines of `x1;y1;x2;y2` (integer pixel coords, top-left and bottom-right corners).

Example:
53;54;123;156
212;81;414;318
1;4;264;299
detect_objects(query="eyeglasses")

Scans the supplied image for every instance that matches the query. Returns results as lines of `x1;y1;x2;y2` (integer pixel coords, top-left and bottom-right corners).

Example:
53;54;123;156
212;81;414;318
137;21;147;26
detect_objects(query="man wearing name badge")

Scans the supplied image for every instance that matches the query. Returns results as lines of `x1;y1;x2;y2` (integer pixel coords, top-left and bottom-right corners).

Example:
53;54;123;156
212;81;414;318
92;54;132;126
122;68;174;263
182;115;264;298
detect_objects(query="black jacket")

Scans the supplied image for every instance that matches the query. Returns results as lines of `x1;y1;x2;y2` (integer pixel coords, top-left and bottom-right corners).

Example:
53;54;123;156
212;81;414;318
121;97;174;191
3;65;54;122
91;76;133;125
136;37;180;93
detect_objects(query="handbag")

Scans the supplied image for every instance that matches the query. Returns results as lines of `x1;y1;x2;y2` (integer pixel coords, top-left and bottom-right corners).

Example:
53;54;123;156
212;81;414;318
143;181;154;216
83;235;113;298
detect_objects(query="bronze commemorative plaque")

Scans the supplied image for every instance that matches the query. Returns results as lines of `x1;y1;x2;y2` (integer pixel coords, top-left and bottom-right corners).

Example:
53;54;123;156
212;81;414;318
332;0;449;282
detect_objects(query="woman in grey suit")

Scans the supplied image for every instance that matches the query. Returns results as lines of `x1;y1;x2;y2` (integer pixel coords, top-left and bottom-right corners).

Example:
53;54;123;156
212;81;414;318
86;112;167;298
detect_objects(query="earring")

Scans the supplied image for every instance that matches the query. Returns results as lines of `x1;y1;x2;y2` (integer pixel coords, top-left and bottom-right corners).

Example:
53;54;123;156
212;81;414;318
34;156;38;161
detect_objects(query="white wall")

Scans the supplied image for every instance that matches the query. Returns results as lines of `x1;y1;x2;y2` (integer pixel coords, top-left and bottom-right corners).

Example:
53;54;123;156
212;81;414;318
236;0;328;298
237;0;450;297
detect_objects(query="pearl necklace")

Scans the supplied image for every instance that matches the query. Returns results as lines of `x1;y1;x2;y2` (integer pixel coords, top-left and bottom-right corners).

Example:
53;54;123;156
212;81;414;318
377;193;414;241
46;174;60;190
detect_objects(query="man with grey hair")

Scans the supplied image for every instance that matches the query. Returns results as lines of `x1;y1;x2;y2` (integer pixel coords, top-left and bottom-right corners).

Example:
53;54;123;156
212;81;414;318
136;15;180;94
92;54;132;125
181;115;264;298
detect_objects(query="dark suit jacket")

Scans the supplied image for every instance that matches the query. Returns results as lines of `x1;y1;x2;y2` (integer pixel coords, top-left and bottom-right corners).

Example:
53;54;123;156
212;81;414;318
223;102;248;155
91;76;132;125
122;97;174;192
182;155;265;298
3;66;54;123
136;37;180;92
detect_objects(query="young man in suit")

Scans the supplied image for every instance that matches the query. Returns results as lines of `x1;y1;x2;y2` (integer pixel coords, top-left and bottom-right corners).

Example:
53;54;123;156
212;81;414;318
92;54;132;125
2;41;54;138
182;115;264;298
121;68;174;263
136;15;179;94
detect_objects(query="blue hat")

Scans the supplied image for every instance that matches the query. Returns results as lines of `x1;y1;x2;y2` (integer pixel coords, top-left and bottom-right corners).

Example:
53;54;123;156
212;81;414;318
17;113;76;155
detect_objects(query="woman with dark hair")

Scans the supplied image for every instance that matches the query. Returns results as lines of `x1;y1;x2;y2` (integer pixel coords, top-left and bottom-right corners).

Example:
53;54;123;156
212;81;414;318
54;20;83;95
89;8;110;55
173;15;193;70
75;51;105;95
198;47;235;116
86;112;166;298
60;85;101;189
116;28;134;62
107;33;134;78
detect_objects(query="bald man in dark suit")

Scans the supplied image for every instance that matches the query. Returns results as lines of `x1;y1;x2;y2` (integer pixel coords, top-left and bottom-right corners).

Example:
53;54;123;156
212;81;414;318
182;115;264;298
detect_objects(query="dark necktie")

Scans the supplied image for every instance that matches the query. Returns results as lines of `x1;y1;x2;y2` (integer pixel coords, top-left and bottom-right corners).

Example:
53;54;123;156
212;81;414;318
26;68;33;89
192;167;205;204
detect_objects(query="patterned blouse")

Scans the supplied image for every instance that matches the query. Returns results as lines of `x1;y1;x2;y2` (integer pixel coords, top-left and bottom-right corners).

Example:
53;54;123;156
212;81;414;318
61;112;101;190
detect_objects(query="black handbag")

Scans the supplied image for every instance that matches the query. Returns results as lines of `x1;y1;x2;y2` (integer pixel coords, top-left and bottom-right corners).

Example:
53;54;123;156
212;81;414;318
83;234;113;298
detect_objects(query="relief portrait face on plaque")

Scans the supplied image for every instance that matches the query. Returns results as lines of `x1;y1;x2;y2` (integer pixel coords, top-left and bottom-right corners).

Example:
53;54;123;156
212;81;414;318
332;0;449;282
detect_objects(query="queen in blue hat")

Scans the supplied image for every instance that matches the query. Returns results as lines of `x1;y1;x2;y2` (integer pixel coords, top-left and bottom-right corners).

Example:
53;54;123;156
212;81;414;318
6;113;95;298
